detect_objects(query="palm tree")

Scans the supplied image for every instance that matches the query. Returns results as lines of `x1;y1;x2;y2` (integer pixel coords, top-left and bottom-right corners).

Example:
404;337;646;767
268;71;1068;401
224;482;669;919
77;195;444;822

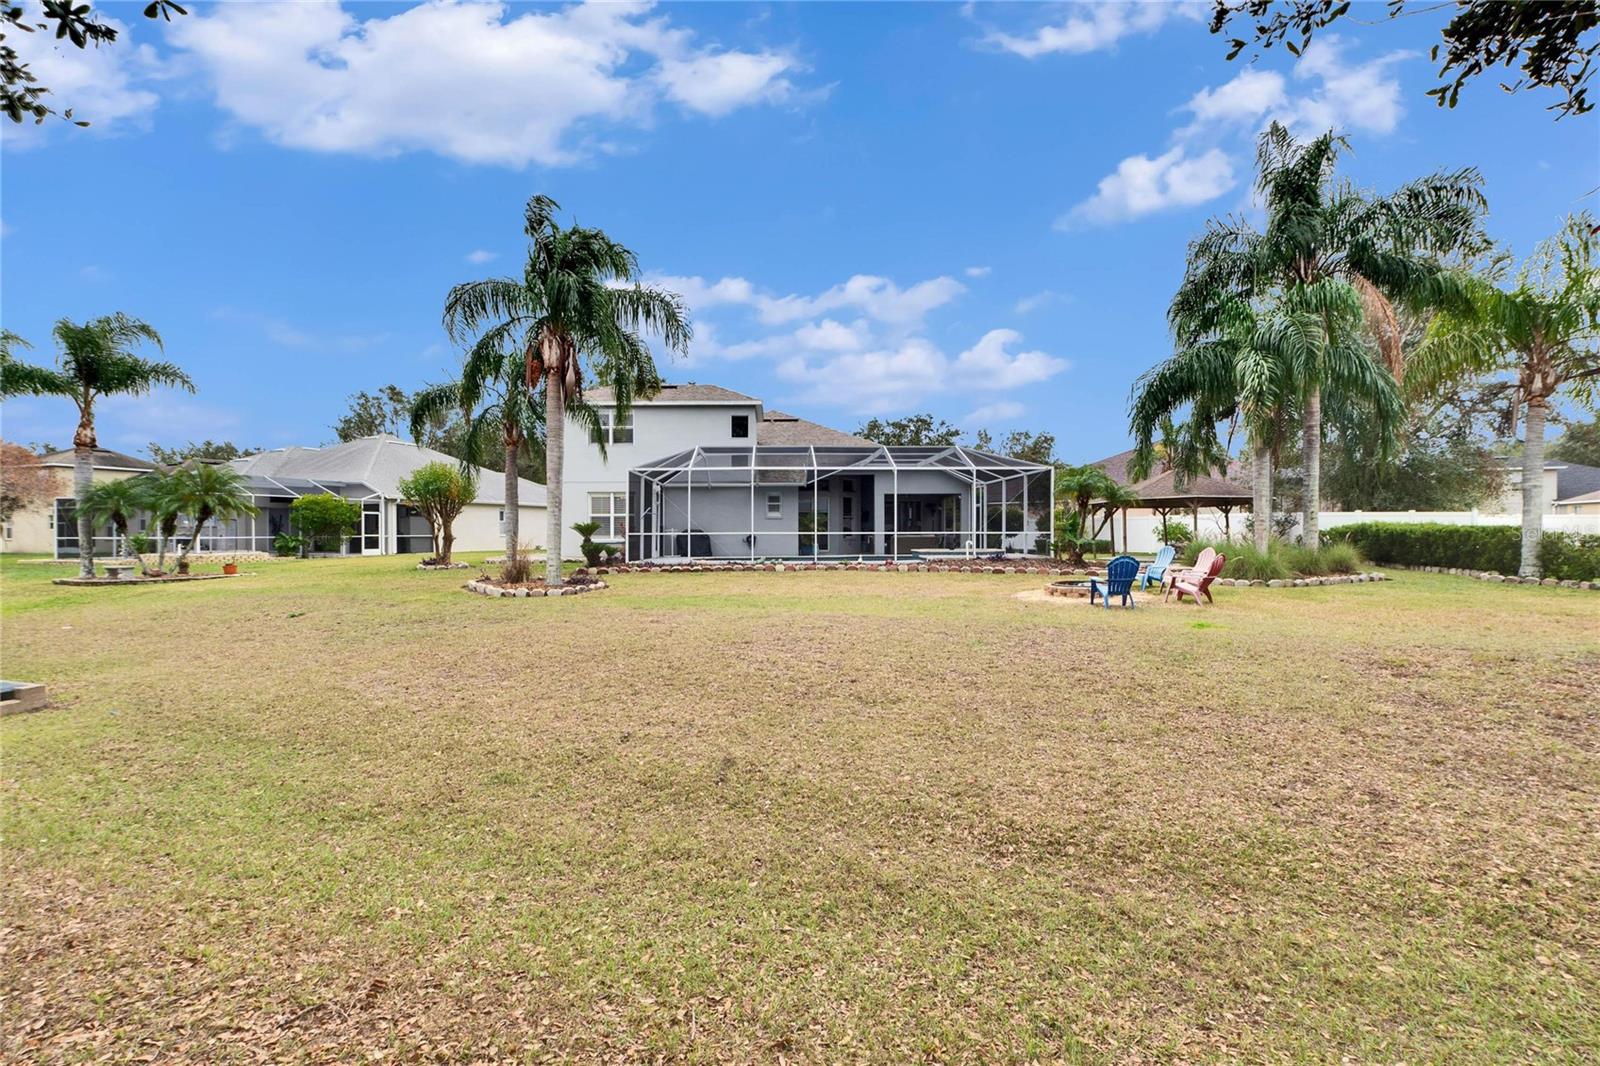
1051;465;1140;563
134;471;184;575
1168;123;1485;548
77;478;144;564
168;464;257;570
1131;296;1295;552
0;314;191;576
410;338;543;559
443;195;690;585
1409;214;1600;576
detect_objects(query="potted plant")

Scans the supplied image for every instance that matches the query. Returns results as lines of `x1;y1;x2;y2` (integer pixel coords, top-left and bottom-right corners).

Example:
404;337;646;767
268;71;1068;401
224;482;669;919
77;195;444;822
222;561;239;575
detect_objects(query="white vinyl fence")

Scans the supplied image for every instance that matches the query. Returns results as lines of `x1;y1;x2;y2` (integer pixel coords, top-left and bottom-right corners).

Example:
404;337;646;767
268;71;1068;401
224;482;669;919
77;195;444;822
1113;510;1600;554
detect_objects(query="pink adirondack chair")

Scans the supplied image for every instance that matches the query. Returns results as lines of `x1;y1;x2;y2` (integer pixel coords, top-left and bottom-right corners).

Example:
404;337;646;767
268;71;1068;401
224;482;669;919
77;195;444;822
1164;546;1215;601
1172;552;1227;604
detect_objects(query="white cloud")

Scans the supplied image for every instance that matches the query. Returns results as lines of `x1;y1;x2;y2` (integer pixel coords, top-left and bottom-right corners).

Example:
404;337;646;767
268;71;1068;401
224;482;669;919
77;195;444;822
1283;37;1409;136
777;329;1066;414
964;265;992;278
984;2;1200;59
1061;146;1235;227
1179;37;1408;137
1013;290;1062;314
1183;68;1287;125
2;4;161;145
1061;36;1409;229
465;249;498;264
657;50;796;116
646;267;1062;412
756;274;966;327
964;401;1025;425
170;0;805;167
648;272;965;329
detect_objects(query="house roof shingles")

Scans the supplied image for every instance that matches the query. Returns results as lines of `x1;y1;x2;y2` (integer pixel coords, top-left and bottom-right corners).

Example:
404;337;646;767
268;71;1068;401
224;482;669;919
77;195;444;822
231;434;548;507
38;447;155;471
757;410;875;447
585;383;759;405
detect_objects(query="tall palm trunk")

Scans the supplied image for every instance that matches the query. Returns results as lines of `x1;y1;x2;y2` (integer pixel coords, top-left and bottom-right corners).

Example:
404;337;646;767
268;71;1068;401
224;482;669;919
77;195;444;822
1301;384;1322;550
73;443;94;578
1252;440;1273;554
1519;396;1547;578
503;434;520;559
544;366;566;587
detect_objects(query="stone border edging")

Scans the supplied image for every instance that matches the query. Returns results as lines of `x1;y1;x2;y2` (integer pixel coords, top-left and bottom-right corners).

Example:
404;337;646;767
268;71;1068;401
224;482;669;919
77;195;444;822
463;578;609;598
1383;563;1598;589
1214;572;1388;588
417;562;471;571
52;572;247;587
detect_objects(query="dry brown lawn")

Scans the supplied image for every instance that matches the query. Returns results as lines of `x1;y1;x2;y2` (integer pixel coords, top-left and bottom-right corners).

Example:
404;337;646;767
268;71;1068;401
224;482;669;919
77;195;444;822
2;554;1597;1063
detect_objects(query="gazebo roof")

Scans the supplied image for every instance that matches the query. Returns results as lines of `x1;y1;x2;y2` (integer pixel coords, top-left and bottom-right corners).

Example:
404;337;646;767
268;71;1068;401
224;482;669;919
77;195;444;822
1125;467;1252;508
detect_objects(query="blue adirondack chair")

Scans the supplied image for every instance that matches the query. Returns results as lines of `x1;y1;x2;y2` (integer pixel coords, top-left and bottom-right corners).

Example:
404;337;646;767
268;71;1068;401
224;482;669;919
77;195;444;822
1089;554;1140;610
1140;545;1176;591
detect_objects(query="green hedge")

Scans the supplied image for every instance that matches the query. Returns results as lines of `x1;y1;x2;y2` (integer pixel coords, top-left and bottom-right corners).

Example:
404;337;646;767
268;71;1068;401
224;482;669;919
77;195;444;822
1538;532;1600;582
1329;522;1600;581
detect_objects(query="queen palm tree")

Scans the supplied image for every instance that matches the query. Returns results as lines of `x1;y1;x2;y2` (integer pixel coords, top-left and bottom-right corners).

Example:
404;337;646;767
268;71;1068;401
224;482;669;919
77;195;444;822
1168;123;1485;548
77;478;144;566
1408;214;1600;576
169;463;257;570
0;314;191;576
410;337;544;560
1131;295;1296;553
443;195;689;585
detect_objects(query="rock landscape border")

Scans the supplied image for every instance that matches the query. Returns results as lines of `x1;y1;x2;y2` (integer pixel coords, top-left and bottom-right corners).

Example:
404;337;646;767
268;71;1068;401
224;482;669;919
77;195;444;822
463;578;610;598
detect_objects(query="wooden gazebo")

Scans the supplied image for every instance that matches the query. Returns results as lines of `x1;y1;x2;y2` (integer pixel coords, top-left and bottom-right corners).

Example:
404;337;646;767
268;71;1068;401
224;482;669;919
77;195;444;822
1118;469;1253;542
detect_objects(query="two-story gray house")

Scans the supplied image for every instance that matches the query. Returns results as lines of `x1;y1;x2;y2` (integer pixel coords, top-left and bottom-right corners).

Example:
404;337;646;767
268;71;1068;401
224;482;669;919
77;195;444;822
561;384;1052;563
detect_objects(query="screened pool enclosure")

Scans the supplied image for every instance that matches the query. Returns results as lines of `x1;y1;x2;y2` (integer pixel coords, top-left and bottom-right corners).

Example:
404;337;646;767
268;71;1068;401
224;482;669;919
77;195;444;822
624;445;1053;562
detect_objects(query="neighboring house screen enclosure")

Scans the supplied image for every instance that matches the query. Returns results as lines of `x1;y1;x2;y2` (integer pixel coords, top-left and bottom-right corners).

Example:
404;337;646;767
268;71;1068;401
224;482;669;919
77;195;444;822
625;445;1053;562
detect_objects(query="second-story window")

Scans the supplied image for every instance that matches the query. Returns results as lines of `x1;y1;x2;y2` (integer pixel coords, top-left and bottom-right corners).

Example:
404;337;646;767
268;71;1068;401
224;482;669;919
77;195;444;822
731;414;750;439
592;409;635;446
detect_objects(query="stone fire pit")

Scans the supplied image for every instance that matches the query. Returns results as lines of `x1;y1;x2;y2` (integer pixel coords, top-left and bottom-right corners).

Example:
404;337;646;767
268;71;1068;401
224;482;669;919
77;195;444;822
1046;578;1096;599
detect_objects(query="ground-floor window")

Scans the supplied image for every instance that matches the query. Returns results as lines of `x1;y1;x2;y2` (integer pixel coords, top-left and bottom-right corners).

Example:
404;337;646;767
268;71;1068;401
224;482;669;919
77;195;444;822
589;492;626;540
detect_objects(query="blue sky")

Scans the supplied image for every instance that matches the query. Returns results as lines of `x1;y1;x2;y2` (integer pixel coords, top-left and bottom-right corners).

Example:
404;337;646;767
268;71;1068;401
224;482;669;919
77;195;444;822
2;1;1595;462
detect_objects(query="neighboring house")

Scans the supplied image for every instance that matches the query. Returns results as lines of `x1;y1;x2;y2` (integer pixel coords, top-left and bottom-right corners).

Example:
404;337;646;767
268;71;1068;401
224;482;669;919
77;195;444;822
227;434;547;555
562;383;1053;561
1552;489;1600;515
0;447;155;556
1496;460;1600;515
15;434;545;559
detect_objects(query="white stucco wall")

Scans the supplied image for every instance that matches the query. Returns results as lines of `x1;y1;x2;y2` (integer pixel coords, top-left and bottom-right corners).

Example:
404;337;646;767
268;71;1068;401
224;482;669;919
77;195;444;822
560;400;760;559
405;502;547;554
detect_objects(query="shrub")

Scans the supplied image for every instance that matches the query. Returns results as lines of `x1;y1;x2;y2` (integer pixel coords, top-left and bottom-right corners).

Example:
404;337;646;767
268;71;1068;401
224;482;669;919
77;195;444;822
500;541;534;584
1537;532;1600;581
1328;522;1521;574
1179;537;1359;580
1155;520;1193;547
571;520;605;567
1220;540;1291;582
273;532;305;557
291;494;361;553
128;532;153;555
1318;541;1363;574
